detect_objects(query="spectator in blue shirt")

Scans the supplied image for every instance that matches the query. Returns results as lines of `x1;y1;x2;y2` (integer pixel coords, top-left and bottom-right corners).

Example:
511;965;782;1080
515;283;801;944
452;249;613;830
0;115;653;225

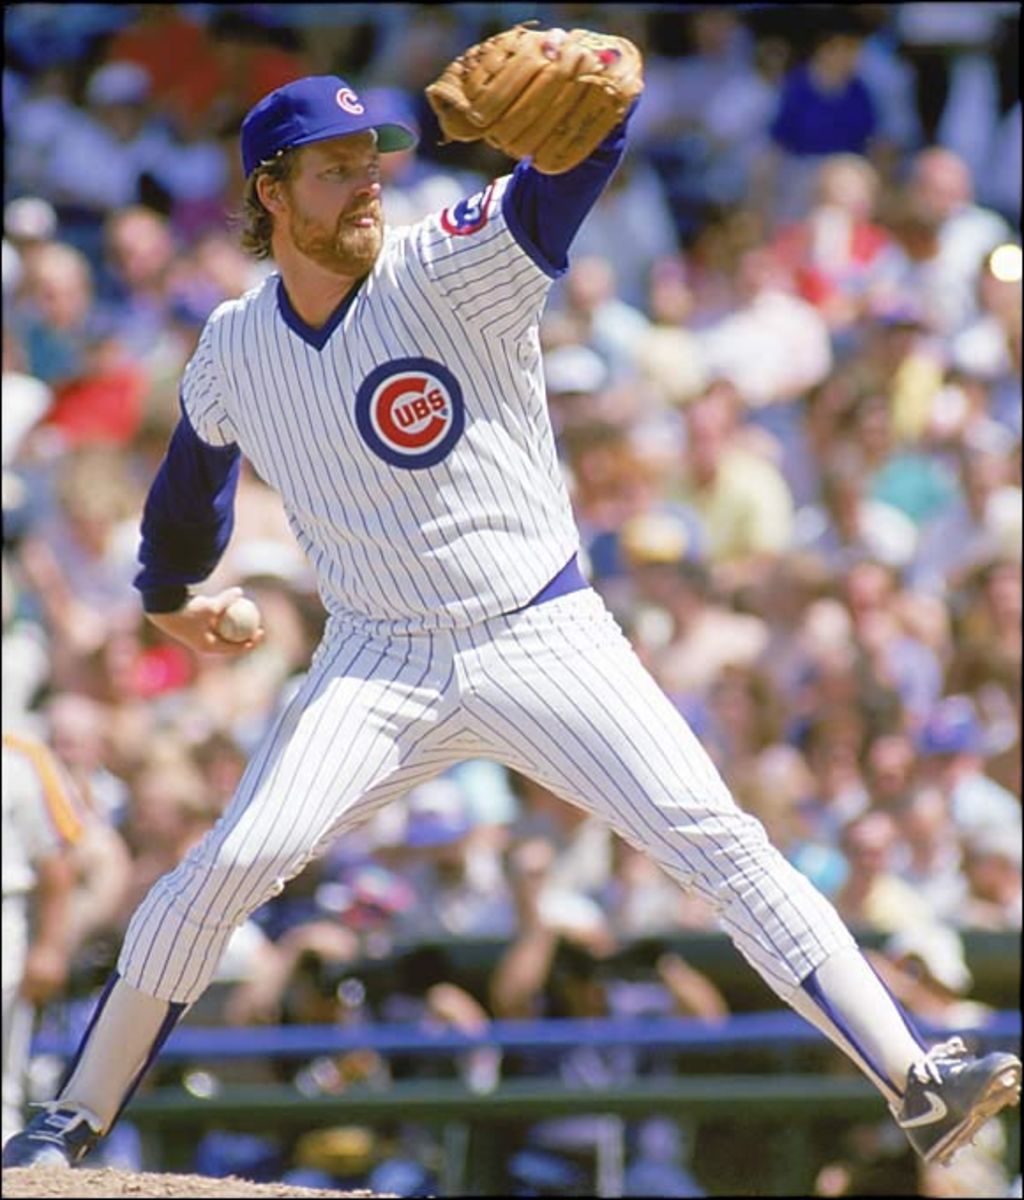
771;28;877;158
763;22;878;224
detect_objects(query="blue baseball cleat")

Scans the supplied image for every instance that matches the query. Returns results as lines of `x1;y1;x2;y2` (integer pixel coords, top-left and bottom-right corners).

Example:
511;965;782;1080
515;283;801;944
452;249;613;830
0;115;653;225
2;1105;102;1168
894;1037;1022;1166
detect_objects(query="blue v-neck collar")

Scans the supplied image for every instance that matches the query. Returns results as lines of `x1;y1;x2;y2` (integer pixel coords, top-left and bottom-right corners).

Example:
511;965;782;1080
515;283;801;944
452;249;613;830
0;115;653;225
276;274;366;350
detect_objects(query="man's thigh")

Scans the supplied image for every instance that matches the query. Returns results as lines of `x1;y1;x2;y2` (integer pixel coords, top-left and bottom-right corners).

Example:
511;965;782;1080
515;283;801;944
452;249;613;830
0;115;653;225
119;624;469;1000
462;590;741;844
459;591;847;993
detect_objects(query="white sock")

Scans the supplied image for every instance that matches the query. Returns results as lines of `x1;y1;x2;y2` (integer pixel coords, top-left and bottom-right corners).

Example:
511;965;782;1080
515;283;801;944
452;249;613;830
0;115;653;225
785;946;928;1107
58;975;187;1131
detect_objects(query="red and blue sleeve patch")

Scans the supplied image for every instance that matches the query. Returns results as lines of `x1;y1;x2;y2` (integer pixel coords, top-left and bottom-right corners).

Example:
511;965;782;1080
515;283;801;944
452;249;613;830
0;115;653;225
440;182;497;236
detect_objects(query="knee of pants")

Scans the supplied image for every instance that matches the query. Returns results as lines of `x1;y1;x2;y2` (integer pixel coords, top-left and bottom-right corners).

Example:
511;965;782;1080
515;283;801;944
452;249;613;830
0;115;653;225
675;813;788;904
159;838;307;928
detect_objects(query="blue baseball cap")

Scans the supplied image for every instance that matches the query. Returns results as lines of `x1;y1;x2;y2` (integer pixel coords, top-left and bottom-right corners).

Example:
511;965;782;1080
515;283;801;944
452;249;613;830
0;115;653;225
241;76;418;177
917;695;984;757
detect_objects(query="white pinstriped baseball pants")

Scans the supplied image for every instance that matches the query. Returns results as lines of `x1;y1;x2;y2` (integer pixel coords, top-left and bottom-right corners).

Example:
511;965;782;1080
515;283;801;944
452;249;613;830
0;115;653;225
119;588;856;1004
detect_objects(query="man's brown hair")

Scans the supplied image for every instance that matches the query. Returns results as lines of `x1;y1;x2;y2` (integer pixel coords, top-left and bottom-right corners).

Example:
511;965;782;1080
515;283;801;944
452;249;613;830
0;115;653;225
236;149;300;260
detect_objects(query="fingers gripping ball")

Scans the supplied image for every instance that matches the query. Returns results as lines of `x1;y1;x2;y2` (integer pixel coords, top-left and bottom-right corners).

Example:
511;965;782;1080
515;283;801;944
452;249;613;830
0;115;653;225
216;597;262;643
425;25;644;174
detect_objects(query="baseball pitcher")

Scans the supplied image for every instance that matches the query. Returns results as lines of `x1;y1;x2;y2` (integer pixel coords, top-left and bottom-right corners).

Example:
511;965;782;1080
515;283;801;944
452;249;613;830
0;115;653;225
5;24;1018;1173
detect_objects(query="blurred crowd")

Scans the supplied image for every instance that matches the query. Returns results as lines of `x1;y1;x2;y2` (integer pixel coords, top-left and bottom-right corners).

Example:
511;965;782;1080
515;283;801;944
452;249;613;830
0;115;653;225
2;3;1021;1196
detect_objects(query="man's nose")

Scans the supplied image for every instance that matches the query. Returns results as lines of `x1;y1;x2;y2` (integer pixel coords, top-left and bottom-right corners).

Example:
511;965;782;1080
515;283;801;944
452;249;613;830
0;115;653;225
353;182;380;207
355;171;381;196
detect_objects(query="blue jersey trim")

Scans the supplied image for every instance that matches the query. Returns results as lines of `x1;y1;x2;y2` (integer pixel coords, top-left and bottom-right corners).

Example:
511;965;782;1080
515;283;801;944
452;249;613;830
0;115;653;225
501;166;569;280
276;274;365;350
519;554;590;611
501;113;633;278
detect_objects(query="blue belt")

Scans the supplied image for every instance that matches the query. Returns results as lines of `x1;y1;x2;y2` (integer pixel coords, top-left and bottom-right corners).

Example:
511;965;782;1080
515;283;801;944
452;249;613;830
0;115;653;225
521;554;589;611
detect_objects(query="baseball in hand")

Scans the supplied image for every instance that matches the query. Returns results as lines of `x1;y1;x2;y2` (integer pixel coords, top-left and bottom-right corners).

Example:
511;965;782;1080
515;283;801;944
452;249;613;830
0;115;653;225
216;597;262;643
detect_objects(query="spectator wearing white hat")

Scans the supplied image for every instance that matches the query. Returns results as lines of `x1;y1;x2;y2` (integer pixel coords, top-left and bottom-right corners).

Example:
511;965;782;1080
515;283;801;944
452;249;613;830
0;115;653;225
959;829;1023;931
4;198;58;274
870;923;994;1031
3;205;49;339
543;343;610;402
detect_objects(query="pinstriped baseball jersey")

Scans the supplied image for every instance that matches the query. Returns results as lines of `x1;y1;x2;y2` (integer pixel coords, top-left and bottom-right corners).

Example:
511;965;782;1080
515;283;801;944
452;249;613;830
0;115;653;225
182;176;578;633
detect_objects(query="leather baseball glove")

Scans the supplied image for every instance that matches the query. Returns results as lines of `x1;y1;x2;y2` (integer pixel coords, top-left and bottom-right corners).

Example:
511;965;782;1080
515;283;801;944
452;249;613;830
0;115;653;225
425;25;644;175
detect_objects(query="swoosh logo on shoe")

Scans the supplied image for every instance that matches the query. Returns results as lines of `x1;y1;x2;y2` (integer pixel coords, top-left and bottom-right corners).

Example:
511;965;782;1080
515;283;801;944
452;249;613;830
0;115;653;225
900;1090;948;1127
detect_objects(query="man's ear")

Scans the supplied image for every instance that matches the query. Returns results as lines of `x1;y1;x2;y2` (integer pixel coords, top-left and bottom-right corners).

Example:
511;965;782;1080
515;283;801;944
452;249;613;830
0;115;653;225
257;174;286;214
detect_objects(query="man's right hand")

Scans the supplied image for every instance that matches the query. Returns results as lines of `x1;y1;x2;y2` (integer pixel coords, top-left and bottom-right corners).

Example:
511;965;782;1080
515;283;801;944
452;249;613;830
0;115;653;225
145;587;265;657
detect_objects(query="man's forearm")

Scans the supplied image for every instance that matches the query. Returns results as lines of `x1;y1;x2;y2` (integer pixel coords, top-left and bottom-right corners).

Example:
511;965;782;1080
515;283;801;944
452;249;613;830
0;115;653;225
489;926;559;1017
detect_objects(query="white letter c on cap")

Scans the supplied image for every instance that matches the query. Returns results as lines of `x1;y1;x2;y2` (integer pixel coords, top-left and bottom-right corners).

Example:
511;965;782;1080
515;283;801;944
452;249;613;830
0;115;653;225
336;88;365;115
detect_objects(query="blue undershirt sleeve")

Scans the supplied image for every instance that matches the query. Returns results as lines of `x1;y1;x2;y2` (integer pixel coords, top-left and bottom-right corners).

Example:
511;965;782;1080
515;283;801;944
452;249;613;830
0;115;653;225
502;107;634;275
134;400;241;613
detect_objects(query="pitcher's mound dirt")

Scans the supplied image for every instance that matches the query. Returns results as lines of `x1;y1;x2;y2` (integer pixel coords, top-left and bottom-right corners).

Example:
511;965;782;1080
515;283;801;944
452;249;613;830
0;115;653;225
1;1167;395;1199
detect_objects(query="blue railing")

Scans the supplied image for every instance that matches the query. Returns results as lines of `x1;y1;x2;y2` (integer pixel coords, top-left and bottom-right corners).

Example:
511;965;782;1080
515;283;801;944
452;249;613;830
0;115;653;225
32;1008;1021;1060
28;1007;1020;1194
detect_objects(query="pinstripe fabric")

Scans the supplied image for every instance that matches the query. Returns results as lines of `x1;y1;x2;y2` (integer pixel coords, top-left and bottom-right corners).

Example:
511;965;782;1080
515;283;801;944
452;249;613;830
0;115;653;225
120;590;855;1005
455;590;857;999
120;623;466;1001
179;176;577;633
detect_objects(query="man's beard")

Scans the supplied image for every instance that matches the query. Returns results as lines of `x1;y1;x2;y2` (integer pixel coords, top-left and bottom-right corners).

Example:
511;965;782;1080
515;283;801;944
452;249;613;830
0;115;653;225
289;204;383;276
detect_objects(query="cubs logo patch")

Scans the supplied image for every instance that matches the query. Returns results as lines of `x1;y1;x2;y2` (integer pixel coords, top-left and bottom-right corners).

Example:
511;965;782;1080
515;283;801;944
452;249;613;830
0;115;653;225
336;87;364;115
355;357;465;469
440;182;496;236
